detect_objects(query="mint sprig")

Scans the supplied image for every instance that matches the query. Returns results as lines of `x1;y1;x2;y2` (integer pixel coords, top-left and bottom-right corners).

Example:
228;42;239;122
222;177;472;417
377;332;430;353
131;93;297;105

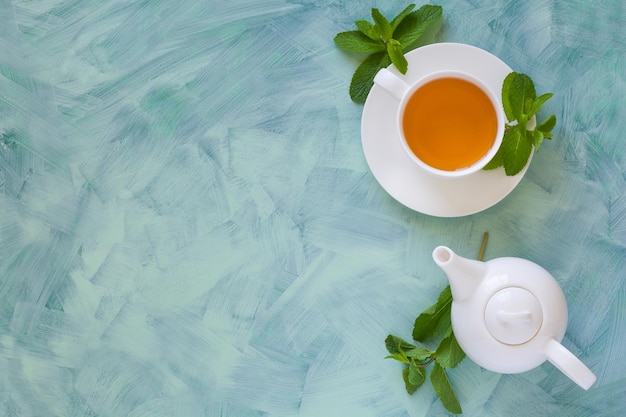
385;328;464;414
385;233;490;415
334;4;443;103
484;72;557;176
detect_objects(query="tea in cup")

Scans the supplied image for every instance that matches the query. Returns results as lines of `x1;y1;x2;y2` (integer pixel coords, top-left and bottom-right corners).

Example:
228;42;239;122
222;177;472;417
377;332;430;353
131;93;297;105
373;68;505;178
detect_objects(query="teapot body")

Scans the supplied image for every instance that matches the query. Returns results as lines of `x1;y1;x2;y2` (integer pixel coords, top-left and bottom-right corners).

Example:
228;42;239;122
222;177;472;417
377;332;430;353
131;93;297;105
450;256;568;374
433;245;596;390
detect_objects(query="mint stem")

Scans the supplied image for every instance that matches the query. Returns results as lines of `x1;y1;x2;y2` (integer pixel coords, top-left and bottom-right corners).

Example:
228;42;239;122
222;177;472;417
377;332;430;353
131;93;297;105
415;356;436;368
478;232;489;261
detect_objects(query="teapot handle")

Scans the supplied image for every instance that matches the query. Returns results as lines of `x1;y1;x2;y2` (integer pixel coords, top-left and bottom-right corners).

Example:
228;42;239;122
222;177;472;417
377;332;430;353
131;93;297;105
544;338;596;390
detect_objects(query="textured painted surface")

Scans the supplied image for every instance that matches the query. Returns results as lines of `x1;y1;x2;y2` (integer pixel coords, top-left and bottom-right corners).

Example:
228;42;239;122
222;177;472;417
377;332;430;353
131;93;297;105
1;0;625;416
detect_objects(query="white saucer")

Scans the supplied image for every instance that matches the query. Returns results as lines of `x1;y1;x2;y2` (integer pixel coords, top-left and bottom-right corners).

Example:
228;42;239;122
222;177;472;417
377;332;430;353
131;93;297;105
361;43;530;217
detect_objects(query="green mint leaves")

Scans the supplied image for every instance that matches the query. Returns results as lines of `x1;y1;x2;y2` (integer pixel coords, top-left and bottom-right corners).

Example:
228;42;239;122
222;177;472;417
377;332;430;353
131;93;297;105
484;72;557;176
385;233;490;414
334;8;557;177
334;4;443;103
412;285;452;341
385;293;464;414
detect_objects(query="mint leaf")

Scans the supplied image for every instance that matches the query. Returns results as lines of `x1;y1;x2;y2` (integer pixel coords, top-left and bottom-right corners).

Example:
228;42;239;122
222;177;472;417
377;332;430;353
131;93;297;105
394;5;443;49
537;114;556;137
508;73;536;120
431;362;462;414
531;129;545;151
349;51;390;103
387;39;408;74
385;334;416;356
385;334;433;364
501;126;532;176
355;20;378;40
518;112;529;134
385;353;408;363
405;346;434;361
390;4;416;32
371;8;392;41
408;360;427;386
435;331;466;369
402;367;420;394
333;31;386;53
412;285;452;342
501;72;516;122
483;142;504;170
524;97;535;115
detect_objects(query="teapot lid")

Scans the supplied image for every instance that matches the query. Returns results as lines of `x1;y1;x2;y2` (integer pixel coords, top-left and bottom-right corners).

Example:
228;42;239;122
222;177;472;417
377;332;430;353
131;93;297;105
485;287;543;345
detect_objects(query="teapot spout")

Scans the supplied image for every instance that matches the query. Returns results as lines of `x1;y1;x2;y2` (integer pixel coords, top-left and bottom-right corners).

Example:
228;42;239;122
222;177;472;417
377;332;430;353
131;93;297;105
432;246;487;301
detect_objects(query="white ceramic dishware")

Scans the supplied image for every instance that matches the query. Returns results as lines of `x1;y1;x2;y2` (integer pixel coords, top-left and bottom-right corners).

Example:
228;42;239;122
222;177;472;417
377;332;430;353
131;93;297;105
373;68;505;179
361;43;530;217
432;245;597;390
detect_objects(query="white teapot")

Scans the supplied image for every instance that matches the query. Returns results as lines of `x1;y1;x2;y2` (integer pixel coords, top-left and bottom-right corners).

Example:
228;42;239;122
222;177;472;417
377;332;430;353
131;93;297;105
432;246;596;389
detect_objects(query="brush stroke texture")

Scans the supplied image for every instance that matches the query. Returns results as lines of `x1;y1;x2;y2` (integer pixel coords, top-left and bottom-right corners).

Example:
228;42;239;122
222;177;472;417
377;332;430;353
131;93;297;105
1;0;626;416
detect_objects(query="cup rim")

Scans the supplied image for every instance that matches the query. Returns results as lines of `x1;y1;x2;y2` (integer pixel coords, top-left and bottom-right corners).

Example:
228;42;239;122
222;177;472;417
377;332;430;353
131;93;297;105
396;69;505;179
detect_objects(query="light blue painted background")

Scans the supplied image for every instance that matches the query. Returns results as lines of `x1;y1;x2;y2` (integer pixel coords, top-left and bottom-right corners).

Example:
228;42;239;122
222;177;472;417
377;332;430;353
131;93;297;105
1;0;625;416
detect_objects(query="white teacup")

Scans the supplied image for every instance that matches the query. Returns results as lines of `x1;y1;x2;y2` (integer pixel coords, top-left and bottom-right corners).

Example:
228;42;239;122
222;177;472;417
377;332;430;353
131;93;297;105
374;68;505;179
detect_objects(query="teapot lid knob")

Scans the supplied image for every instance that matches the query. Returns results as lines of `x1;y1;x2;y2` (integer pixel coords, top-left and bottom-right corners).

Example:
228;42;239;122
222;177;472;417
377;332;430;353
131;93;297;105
485;288;543;345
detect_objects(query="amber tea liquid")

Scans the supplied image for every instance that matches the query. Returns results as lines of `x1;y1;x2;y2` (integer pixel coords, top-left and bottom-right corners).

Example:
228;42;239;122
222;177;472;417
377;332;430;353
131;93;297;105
402;77;498;171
